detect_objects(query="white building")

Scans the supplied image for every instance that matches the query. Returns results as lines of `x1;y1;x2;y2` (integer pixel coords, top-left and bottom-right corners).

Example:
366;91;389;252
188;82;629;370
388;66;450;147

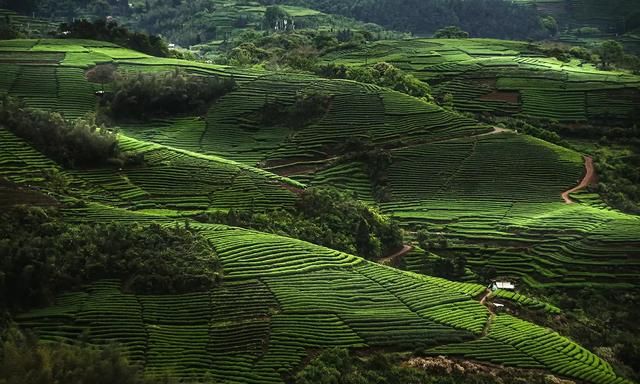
489;280;515;291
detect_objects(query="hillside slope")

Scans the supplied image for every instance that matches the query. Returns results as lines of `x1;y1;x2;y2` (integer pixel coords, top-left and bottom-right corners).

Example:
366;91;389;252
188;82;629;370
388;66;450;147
1;39;638;290
14;219;632;384
0;38;638;383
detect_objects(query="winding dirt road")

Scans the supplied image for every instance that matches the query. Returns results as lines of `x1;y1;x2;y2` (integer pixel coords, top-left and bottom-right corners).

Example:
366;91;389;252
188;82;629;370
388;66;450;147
561;156;595;204
378;244;413;266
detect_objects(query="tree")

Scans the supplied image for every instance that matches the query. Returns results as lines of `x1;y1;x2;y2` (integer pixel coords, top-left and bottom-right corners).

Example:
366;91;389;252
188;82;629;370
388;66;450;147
453;253;467;277
433;257;455;279
86;64;116;92
91;0;111;18
263;5;289;31
434;26;469;39
598;40;624;69
541;16;558;36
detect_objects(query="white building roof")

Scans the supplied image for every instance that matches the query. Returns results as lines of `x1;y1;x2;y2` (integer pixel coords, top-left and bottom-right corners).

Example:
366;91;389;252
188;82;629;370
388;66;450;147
495;281;515;290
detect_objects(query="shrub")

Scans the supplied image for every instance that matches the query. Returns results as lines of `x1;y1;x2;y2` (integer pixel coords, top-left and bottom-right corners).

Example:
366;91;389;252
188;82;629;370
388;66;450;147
434;26;470;38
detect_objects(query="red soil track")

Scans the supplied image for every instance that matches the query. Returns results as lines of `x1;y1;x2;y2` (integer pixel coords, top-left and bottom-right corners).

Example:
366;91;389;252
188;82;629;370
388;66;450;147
561;156;595;204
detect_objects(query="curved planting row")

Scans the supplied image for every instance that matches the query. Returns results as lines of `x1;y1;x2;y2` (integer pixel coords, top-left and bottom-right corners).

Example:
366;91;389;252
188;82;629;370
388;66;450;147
197;225;365;279
491;289;561;314
15;221;634;384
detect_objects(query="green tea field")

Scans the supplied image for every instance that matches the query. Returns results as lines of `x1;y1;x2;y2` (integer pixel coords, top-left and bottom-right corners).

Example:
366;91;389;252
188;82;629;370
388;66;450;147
0;38;639;383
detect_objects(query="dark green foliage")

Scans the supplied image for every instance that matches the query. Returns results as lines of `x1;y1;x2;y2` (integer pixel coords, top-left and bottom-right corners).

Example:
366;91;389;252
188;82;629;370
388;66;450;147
500;118;569;148
0;206;222;310
260;0;551;40
207;187;403;259
226;31;322;70
0;97;130;168
58;19;169;57
594;149;640;213
260;90;331;128
0;328;176;384
598;40;625;69
0;18;21;40
263;5;290;30
103;69;236;120
540;16;558;36
434;26;469;39
317;62;431;100
338;139;393;202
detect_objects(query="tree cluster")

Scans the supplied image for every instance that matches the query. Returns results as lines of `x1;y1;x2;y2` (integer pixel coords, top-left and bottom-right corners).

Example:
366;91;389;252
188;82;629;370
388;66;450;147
434;26;469;39
0;329;152;384
206;187;403;260
594;149;640;214
0;97;136;169
222;29;372;70
0;206;222;311
102;69;236;120
316;62;431;100
259;90;332;128
337;138;393;202
58;19;169;57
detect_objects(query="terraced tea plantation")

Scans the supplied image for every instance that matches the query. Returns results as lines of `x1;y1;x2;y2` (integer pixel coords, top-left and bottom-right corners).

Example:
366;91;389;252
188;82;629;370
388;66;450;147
15;223;632;384
0;39;639;383
321;38;640;122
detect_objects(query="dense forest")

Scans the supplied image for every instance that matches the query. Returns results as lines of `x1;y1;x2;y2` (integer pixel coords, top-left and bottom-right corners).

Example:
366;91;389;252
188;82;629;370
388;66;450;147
259;0;552;39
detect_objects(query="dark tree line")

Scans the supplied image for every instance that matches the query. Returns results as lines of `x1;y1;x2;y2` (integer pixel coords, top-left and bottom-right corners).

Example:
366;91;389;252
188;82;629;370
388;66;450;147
58;19;170;57
259;0;551;40
0;327;185;384
206;187;403;260
0;97;134;168
0;206;222;311
102;69;236;121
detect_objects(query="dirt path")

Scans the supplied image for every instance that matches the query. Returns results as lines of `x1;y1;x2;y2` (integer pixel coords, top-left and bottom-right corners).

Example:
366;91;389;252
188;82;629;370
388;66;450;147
378;244;413;266
561;156;595;204
479;288;492;308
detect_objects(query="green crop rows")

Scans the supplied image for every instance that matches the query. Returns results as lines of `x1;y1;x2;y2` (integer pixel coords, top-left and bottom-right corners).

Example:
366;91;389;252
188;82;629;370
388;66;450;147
1;39;638;384
322;38;640;122
431;314;630;384
17;221;631;383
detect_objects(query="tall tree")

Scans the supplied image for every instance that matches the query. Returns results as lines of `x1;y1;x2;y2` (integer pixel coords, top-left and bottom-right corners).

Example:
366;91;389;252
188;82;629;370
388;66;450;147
599;40;624;69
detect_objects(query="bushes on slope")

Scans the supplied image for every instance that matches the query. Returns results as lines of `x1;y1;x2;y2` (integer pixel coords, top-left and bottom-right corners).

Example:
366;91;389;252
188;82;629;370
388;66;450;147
102;69;236;120
0;206;222;311
206;186;403;260
0;97;136;168
0;328;145;384
316;62;432;100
